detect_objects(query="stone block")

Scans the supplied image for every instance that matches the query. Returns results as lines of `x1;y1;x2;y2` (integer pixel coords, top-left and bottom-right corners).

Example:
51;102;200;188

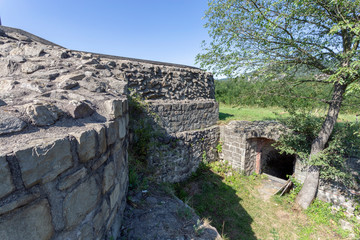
110;183;121;210
0;193;39;216
72;129;97;163
58;168;87;191
118;117;126;139
0;156;14;199
0;110;26;136
94;125;107;154
63;176;100;228
93;200;109;235
92;151;110;171
15;138;73;188
106;121;118;146
104;99;123;119
102;162;115;193
0;199;54;240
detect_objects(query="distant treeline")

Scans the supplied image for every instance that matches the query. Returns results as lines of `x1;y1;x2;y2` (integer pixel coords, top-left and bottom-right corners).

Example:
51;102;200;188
215;77;358;114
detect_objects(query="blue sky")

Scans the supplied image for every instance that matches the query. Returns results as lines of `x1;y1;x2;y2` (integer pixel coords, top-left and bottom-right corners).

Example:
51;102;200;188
0;0;210;67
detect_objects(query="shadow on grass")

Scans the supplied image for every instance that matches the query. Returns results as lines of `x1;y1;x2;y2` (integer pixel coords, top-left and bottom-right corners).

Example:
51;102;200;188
219;112;235;121
174;164;256;240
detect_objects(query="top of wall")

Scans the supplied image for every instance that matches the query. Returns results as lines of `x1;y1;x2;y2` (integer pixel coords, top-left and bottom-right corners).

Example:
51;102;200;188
0;26;215;150
0;26;199;70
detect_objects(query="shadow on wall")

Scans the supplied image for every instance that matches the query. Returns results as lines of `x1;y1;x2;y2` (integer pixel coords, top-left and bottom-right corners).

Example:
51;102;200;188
174;163;256;240
128;95;220;183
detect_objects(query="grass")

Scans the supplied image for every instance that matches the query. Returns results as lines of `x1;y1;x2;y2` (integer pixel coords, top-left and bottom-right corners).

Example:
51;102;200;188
174;161;358;240
218;103;358;123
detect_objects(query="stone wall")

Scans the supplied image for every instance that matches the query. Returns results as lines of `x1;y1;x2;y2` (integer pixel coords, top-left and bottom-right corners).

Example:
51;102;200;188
220;120;360;215
0;25;220;239
219;121;284;174
0;103;129;240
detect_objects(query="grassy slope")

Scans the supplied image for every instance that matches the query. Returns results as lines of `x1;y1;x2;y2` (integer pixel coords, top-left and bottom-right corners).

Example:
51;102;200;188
174;161;356;240
218;103;357;123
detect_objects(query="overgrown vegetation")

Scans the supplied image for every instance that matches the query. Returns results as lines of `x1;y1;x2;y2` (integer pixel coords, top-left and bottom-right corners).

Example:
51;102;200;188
274;112;360;187
215;78;360;114
174;160;359;239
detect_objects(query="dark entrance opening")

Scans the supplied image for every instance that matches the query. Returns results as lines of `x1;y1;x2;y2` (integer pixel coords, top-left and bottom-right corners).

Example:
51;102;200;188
261;149;295;180
260;143;296;180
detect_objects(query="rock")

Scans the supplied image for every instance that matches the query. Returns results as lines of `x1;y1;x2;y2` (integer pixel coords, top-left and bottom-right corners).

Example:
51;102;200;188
94;125;107;154
58;79;79;90
23;45;45;57
110;183;121;210
26;104;61;126
0;193;40;216
0;156;15;199
65;101;94;119
0;111;26;135
71;129;97;163
0;60;19;76
59;73;86;81
0;99;6;106
103;162;115;193
15;137;73;187
104;99;123;119
80;77;107;92
30;69;60;80
58;167;87;191
0;199;54;240
59;51;70;59
21;62;44;74
63;176;100;228
8;55;26;63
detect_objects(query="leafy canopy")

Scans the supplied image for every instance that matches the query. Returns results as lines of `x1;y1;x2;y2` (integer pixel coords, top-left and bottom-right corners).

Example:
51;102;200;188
197;0;360;94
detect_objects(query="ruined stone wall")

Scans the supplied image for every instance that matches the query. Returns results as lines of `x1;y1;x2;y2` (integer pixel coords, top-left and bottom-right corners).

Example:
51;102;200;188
0;25;220;239
219;121;284;174
220;120;360;215
0;26;129;240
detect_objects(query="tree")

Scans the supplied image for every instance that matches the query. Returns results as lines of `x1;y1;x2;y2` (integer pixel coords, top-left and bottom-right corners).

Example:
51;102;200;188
197;0;360;209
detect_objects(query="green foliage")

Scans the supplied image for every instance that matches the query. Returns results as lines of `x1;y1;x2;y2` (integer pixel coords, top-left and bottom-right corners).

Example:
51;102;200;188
275;112;360;186
216;142;222;153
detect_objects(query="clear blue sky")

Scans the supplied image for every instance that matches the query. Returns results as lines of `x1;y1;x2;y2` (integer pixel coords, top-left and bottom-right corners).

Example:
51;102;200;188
0;0;210;67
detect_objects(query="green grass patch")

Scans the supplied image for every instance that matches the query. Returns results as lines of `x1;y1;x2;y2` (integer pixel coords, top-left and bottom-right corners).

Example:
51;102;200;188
218;103;357;123
174;161;355;240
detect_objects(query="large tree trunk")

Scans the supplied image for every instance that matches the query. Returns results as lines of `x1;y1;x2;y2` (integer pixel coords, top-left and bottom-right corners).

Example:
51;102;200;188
295;82;347;209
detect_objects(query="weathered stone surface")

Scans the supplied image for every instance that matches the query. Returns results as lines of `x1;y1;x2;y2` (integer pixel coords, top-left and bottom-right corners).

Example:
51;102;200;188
26;104;60;126
23;45;45;57
63;176;100;228
0;199;54;240
103;162;115;193
104;99;123;119
106;121;118;146
110;183;121;210
93;200;109;235
0;156;14;199
58;167;87;191
118;116;126;139
0;193;40;215
0;111;26;136
72;129;97;163
15;137;73;187
59;72;86;81
21;61;44;74
57;79;79;90
95;125;107;154
91;151;110;171
65;100;94;118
